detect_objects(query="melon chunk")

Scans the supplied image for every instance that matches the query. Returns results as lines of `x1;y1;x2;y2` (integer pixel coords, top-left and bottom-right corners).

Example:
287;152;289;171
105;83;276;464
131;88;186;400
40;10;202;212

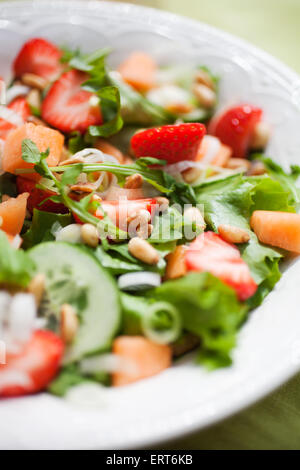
118;52;157;92
112;336;171;387
2;123;64;178
251;210;300;253
0;193;29;235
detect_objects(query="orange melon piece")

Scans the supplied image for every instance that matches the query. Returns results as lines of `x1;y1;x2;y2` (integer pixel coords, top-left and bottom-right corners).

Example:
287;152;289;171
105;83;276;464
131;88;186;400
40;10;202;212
0;193;29;235
118;52;157;92
112;336;172;387
95;138;124;164
165;246;187;280
250;210;300;253
2;123;64;179
196;135;232;167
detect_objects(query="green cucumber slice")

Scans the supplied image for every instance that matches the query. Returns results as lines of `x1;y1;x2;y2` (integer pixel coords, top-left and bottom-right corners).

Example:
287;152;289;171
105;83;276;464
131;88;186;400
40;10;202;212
29;242;120;363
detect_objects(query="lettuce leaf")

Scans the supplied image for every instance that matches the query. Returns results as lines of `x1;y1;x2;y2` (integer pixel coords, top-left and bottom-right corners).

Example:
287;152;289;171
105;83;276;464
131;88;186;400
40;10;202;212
150;272;248;369
22;209;72;249
195;174;289;306
0;231;35;287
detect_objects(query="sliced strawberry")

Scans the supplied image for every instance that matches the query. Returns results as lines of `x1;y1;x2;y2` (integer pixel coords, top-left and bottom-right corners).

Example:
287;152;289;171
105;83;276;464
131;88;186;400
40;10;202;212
13;38;62;81
131;123;206;164
0;97;31;140
0;330;64;397
73;198;157;230
16;176;68;214
41;70;103;134
209;104;263;158
185;231;257;301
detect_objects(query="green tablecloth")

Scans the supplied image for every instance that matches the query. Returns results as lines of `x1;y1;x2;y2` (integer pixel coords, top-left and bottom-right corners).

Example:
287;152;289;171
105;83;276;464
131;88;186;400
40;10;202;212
121;0;300;450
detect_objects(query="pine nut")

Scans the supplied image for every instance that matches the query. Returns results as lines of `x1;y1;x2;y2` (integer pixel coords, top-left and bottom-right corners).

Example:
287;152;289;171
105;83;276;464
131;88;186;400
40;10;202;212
26;115;47;126
28;273;46;307
218;224;250;244
183;167;202;184
154;197;169;213
60;303;79;344
81;224;99;248
194;69;215;90
250;121;271;150
128;237;159;265
124;173;143;189
137;223;153;239
184;207;206;231
26;88;41;110
247;161;266;176
226;158;251;171
21;73;48;90
192;83;216;108
166;103;194;114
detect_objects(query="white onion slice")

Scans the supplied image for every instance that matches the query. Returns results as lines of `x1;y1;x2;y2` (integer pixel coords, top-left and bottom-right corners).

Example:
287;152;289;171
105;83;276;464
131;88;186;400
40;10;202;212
55;224;82;244
80;353;136;375
9;293;37;344
147;84;190;108
0;370;32;390
0;105;24;126
6;85;30;104
10;234;22;249
118;272;161;292
0;80;6;105
65;383;107;408
72;148;119;165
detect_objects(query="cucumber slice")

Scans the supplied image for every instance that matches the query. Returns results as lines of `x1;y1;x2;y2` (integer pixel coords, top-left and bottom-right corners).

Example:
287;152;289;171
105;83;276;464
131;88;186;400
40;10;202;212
29;242;120;363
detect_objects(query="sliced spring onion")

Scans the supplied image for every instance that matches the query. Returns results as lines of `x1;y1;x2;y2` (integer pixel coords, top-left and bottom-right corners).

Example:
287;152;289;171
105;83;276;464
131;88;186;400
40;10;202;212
142;301;182;345
118;272;161;292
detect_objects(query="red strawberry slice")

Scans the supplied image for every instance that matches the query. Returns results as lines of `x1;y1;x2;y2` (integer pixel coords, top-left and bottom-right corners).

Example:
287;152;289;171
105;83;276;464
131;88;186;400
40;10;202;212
13;38;62;81
208;104;263;158
131;123;206;164
185;231;257;301
0;97;31;140
16;176;68;214
41;69;103;134
0;330;64;397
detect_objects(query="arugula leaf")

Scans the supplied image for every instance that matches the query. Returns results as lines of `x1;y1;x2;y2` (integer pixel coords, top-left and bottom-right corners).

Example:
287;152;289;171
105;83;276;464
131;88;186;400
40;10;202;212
149;272;247;369
0;231;35;287
22;209;72;249
0;173;17;199
48;364;109;397
22;139;49;164
108;71;173;126
68;132;86;154
20;141;127;241
64;46;123;139
93;240;175;276
88;86;123;138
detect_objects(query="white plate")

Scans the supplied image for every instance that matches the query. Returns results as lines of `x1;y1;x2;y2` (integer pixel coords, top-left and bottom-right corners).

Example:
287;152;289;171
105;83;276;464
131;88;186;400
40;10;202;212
1;0;300;450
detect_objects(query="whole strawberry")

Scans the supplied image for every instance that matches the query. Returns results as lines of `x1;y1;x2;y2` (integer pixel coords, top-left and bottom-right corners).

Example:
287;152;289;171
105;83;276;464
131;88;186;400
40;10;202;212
131;123;206;164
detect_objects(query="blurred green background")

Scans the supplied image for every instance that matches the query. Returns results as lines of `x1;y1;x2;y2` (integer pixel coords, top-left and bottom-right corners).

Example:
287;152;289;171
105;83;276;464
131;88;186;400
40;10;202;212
114;0;300;73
